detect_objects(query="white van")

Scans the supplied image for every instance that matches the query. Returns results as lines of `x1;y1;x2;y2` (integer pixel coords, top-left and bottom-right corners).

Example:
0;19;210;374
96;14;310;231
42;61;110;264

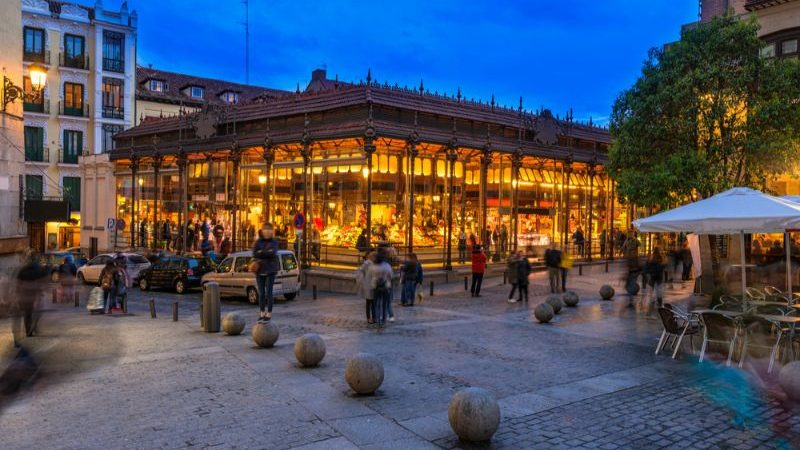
201;250;300;303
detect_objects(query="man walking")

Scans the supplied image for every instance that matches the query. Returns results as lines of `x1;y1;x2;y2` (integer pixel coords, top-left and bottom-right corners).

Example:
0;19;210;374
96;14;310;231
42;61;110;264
544;245;562;293
253;223;279;322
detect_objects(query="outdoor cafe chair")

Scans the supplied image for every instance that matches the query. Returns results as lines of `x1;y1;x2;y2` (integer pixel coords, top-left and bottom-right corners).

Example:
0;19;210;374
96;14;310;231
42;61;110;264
699;312;741;367
745;287;767;302
739;314;785;373
713;295;746;313
656;305;700;359
764;285;783;297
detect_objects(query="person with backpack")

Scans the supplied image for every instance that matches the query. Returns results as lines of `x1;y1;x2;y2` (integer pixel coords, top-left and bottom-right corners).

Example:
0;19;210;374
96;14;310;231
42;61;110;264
369;248;394;327
506;251;520;302
253;223;280;322
470;245;487;297
99;261;121;315
515;251;531;303
544;245;562;293
356;251;376;324
400;253;422;307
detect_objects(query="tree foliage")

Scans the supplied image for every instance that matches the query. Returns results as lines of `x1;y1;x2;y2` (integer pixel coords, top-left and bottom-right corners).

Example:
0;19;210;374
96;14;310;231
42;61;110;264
608;15;800;208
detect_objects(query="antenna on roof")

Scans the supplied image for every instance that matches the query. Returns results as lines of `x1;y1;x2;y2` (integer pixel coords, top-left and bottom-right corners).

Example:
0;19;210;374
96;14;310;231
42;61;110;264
243;0;250;84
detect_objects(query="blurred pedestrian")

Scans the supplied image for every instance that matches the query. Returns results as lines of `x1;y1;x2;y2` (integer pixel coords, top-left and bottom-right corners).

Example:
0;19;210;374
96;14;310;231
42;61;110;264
470;245;487;297
544;245;562;293
645;247;666;307
507;251;520;302
572;227;585;258
369;248;394;327
14;254;48;341
457;229;467;264
680;242;693;281
253;223;279;322
99;261;121;315
560;250;573;293
400;253;422;307
57;255;77;302
515;251;531;303
356;251;376;324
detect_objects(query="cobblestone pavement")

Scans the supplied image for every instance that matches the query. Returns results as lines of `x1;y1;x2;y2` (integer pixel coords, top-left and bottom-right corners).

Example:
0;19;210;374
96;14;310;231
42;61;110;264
1;262;798;449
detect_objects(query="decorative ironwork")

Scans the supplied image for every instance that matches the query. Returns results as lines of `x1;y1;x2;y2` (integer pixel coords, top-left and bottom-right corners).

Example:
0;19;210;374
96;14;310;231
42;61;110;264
532;109;560;146
192;104;220;140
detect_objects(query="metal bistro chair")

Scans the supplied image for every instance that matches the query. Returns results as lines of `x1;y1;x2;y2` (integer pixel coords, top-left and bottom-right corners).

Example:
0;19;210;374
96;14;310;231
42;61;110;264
656;305;701;359
699;312;742;367
739;314;786;373
713;295;746;313
745;287;767;302
763;285;784;298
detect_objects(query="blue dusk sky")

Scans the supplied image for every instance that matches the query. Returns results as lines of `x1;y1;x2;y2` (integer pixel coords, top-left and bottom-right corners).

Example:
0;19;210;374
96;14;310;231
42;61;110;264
124;0;696;125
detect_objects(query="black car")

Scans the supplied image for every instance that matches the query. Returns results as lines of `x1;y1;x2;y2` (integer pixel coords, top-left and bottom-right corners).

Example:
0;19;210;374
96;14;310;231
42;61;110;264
137;256;215;294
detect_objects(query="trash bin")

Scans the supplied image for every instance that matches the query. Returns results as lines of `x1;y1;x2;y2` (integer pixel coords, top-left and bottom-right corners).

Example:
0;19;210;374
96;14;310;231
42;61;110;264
202;282;221;332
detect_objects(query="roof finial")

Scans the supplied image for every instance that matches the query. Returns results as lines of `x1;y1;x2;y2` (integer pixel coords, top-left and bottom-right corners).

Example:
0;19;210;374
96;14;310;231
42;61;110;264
366;68;372;85
296;82;300;94
490;94;495;110
419;79;424;94
519;96;523;113
456;87;462;103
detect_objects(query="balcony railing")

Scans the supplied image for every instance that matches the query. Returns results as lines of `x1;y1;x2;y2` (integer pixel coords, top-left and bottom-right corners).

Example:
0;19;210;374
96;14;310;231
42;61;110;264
23;99;49;114
103;58;124;73
59;101;90;118
25;146;49;163
102;105;124;119
58;146;82;164
59;53;89;70
23;49;50;65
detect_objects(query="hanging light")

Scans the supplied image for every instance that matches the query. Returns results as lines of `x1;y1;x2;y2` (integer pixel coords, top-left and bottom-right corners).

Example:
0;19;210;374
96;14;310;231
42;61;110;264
258;174;267;184
28;64;47;91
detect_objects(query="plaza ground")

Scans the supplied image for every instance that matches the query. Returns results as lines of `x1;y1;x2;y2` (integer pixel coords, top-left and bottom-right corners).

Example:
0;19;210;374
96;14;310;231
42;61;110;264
1;264;798;449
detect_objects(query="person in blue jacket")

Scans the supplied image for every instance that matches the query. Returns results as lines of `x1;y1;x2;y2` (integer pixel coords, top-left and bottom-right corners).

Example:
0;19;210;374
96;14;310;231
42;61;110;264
253;223;280;322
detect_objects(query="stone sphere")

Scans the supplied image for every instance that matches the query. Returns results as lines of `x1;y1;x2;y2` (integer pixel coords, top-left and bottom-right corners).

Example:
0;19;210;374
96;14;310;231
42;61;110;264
252;321;279;348
294;333;326;367
222;312;245;336
345;352;384;395
534;302;554;324
779;361;800;401
600;284;615;300
625;280;640;296
563;291;580;307
545;295;564;314
448;387;501;442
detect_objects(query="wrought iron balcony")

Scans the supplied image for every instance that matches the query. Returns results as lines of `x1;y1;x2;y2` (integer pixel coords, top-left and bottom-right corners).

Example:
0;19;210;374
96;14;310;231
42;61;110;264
102;105;124;119
23;49;50;65
59;53;90;70
103;58;124;73
58;146;82;164
23;98;49;114
59;101;90;118
25;145;49;163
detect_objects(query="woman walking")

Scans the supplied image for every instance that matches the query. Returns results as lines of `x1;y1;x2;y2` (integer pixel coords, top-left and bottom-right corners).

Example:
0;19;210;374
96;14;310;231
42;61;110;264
357;251;376;324
253;223;279;322
369;249;394;327
99;261;121;315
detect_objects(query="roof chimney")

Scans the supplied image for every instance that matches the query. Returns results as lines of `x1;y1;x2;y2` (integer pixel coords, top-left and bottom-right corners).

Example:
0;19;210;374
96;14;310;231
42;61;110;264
311;68;326;81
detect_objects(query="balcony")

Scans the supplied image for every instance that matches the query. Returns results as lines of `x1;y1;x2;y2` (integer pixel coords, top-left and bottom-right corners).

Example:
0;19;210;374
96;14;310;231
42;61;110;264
23;49;50;65
103;58;124;73
102;105;124;119
58;146;83;165
59;101;90;118
25;146;49;163
59;53;90;70
23;99;50;114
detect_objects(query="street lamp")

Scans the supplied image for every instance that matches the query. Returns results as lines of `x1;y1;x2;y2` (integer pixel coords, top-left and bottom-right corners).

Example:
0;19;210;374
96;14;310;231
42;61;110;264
3;64;46;112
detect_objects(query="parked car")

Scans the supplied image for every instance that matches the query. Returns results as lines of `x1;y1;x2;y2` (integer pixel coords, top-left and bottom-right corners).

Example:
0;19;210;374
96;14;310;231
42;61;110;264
43;249;87;282
77;253;151;284
137;256;215;294
201;250;300;303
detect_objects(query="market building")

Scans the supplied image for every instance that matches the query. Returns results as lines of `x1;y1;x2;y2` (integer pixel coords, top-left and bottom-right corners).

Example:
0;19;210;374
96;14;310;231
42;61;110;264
106;69;625;269
20;0;137;253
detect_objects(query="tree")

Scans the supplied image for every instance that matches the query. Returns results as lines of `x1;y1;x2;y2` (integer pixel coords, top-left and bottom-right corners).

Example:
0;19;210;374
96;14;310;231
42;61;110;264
608;15;800;208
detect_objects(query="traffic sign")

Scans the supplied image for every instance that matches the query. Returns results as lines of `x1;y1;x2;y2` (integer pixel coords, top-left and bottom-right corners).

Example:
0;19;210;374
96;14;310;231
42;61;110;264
116;218;126;231
293;212;306;230
107;218;116;231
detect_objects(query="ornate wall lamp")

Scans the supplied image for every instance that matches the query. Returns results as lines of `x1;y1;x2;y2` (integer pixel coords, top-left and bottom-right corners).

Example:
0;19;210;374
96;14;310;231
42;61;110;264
3;64;46;112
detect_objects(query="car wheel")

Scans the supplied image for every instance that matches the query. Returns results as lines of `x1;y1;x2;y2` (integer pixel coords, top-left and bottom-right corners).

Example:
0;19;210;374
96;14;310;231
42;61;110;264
283;292;296;301
139;277;149;291
175;279;186;294
77;272;86;284
246;287;258;305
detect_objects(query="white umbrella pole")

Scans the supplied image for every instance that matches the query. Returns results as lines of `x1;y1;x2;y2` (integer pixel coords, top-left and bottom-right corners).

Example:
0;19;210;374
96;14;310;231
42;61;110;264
740;230;747;298
787;232;792;294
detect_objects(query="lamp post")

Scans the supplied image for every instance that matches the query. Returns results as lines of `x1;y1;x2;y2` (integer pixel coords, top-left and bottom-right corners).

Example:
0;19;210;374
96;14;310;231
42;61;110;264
3;64;46;112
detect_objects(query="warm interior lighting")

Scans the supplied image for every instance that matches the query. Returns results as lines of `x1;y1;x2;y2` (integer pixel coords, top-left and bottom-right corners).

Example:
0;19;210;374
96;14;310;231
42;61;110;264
28;64;47;91
362;167;369;179
258;174;267;184
138;177;144;186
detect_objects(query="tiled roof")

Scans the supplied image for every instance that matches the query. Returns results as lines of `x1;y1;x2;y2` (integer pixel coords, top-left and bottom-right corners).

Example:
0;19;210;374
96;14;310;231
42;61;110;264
745;0;798;10
136;67;290;107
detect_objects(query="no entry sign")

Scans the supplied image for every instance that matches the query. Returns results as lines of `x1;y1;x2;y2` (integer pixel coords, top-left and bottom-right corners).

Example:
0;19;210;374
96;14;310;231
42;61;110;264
293;212;306;230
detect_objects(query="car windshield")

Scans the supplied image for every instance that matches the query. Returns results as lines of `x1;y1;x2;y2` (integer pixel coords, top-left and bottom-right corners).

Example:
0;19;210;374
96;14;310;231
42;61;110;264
127;255;149;264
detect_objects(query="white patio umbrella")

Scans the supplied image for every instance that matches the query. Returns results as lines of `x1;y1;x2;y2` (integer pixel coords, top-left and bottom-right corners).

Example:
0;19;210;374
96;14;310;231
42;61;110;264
633;187;800;295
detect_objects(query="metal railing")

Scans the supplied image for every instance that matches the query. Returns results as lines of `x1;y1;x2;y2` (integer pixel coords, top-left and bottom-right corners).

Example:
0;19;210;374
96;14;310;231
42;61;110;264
59;101;90;118
58;146;82;164
25;146;49;163
102;57;124;73
23;49;50;65
102;105;124;119
59;53;89;70
23;99;49;114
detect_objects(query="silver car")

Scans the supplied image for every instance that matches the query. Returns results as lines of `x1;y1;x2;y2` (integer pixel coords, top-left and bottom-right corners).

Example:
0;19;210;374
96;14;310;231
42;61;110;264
201;250;300;304
77;253;151;284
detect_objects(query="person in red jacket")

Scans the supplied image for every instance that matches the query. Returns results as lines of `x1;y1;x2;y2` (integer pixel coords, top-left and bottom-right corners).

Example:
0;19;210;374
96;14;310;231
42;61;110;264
470;245;487;297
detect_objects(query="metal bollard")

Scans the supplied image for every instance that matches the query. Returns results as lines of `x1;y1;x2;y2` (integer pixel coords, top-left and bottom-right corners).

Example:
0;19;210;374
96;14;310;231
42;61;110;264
429;281;434;297
503;271;507;285
605;259;609;273
52;288;57;304
199;303;204;328
202;282;221;332
149;298;156;318
74;291;79;307
464;276;468;291
122;295;127;314
313;284;317;300
172;302;178;322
